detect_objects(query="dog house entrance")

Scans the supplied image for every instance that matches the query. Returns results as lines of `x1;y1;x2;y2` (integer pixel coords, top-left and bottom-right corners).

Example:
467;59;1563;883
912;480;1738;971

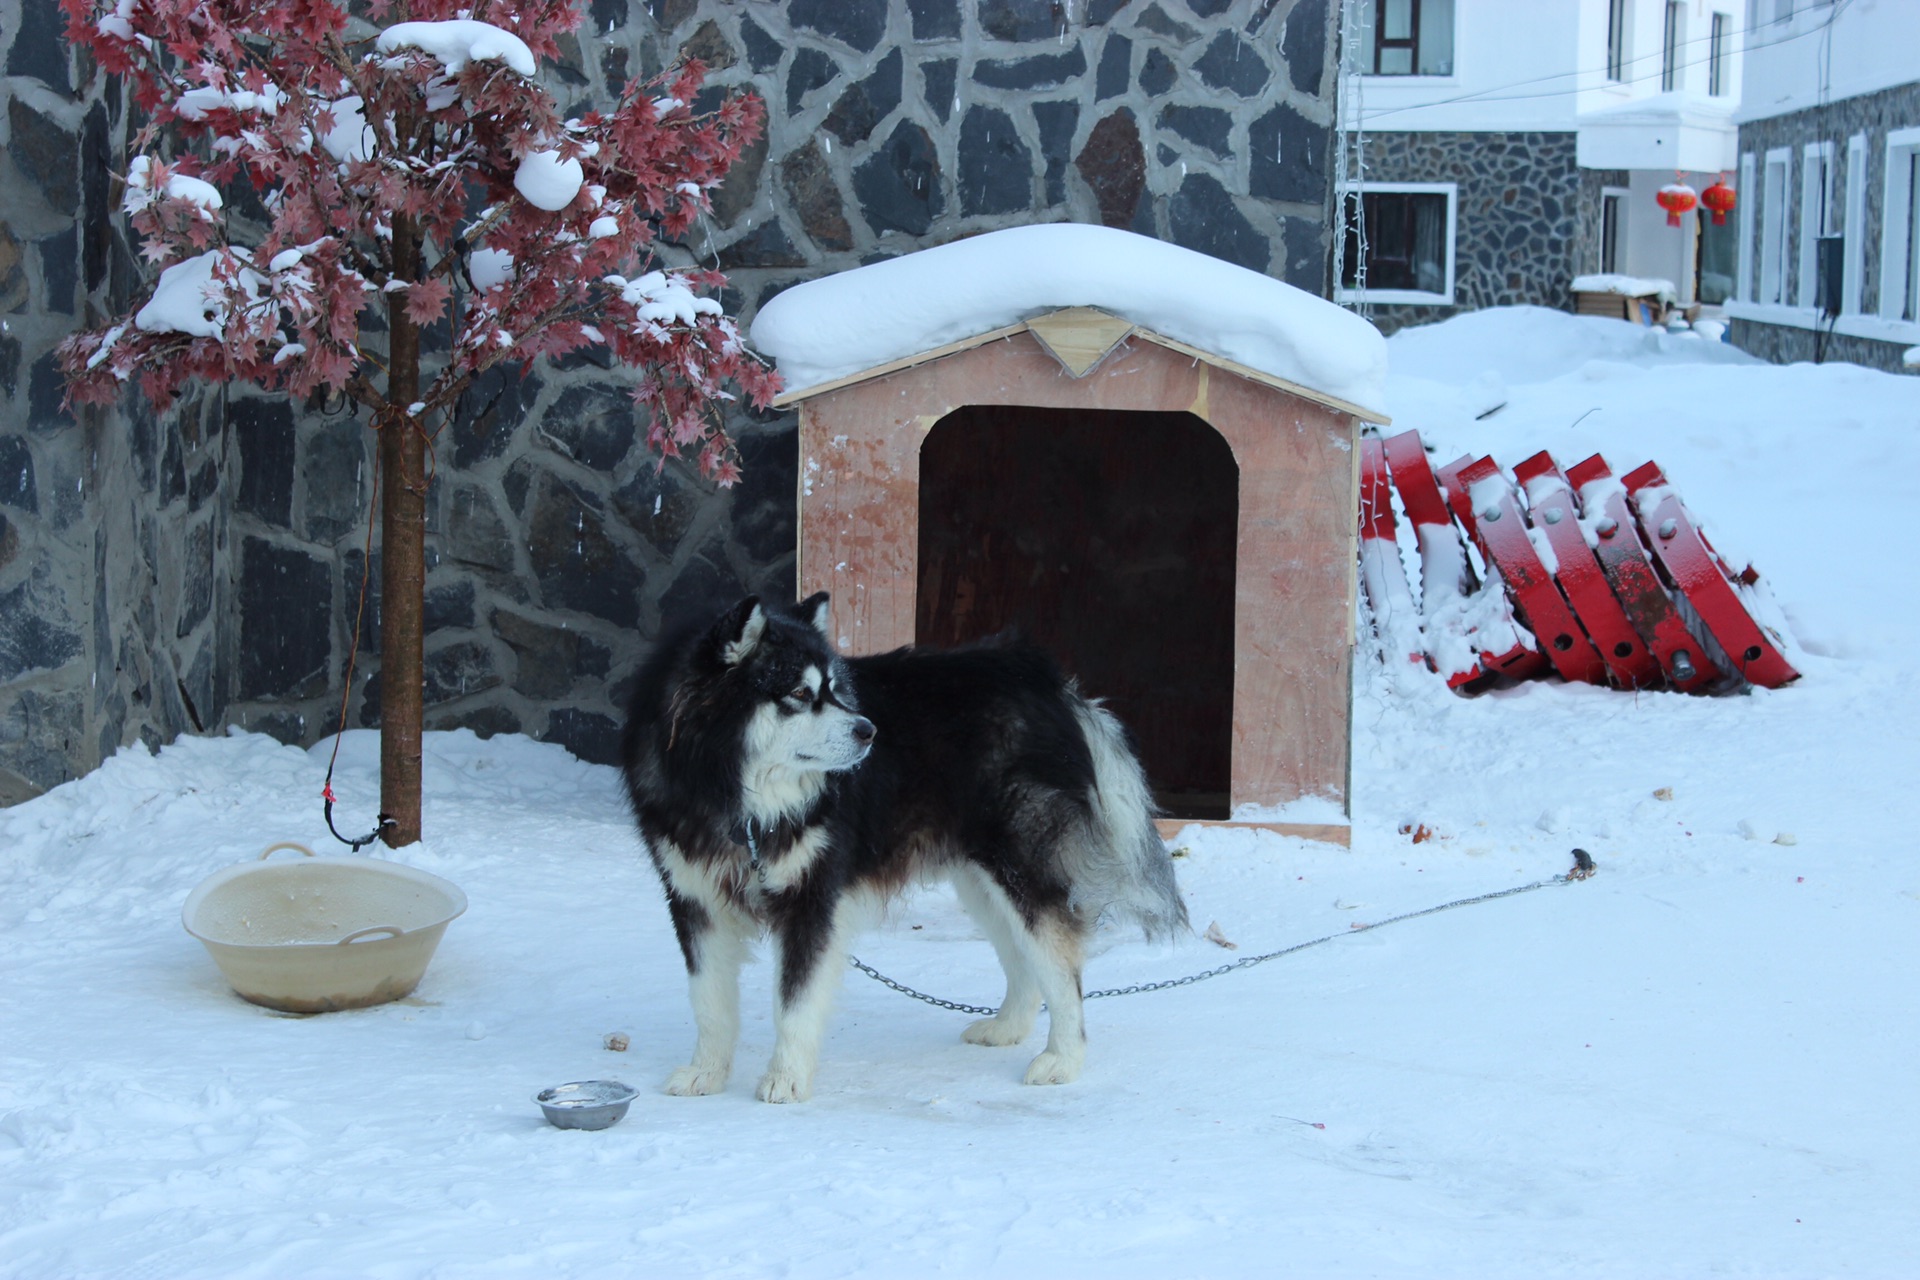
916;406;1238;820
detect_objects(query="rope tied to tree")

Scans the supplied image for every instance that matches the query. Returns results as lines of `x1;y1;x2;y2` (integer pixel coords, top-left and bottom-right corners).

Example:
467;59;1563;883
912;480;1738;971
319;423;392;851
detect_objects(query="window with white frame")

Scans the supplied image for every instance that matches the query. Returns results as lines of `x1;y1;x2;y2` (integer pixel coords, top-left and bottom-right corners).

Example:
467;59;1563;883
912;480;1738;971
1368;0;1454;76
1709;13;1730;96
1909;153;1920;320
1843;133;1867;314
1736;151;1756;300
1797;142;1835;308
1661;2;1685;92
1882;128;1920;323
1339;184;1456;304
1700;206;1738;304
1759;149;1791;305
1606;0;1629;83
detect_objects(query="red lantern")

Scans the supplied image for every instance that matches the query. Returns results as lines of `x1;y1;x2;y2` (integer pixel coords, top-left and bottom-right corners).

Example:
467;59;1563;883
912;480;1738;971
1700;176;1737;226
1657;181;1699;228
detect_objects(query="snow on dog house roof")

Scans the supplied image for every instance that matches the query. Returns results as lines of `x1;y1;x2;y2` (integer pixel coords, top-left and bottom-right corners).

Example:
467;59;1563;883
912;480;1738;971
751;223;1391;421
756;224;1388;845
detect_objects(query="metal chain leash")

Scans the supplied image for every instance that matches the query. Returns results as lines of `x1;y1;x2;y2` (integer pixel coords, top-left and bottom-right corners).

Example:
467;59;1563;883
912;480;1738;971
846;956;1001;1016
847;856;1595;1016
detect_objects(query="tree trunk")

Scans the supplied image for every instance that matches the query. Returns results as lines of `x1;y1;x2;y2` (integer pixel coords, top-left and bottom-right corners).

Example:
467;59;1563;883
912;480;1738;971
380;215;426;847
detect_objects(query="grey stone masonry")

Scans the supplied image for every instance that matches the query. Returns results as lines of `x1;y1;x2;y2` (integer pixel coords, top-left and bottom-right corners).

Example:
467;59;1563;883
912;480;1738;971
1349;130;1584;337
2;0;1339;799
3;0;234;803
1733;81;1920;374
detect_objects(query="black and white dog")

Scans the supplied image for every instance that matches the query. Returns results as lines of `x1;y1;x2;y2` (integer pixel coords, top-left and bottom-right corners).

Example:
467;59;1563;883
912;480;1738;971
621;593;1188;1103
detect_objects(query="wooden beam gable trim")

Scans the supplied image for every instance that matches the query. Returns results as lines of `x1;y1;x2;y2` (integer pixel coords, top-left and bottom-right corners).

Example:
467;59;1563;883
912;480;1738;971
771;309;1392;426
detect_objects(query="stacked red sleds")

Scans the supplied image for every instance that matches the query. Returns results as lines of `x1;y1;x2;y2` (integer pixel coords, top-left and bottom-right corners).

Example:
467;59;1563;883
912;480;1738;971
1359;429;1798;694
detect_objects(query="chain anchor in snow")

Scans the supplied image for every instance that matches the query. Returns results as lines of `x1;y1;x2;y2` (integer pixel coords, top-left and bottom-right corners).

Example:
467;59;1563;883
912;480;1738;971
323;782;396;853
848;849;1599;1016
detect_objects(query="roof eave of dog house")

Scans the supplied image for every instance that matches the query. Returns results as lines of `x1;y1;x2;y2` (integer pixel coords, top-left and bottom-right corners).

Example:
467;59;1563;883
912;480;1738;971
768;305;1392;426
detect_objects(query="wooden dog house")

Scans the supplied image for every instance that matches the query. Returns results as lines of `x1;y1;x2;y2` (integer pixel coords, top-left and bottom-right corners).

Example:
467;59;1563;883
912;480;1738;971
755;227;1389;845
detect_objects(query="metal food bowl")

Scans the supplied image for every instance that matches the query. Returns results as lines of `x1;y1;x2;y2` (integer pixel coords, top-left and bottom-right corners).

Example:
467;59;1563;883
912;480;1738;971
183;842;467;1013
535;1080;638;1131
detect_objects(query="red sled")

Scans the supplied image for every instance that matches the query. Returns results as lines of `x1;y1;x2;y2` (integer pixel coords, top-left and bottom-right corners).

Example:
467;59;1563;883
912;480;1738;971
1512;452;1663;689
1621;463;1800;689
1382;432;1542;685
1357;436;1424;670
1438;455;1607;685
1564;455;1721;692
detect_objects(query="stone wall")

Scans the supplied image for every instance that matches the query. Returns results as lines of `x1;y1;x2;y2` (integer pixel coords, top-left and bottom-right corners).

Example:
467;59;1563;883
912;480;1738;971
1727;318;1913;371
1349;130;1584;336
1733;81;1920;374
1;0;1341;798
2;2;234;802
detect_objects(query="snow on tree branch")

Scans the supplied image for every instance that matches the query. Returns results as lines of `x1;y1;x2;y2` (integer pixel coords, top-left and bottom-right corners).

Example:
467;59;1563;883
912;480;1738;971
58;0;777;482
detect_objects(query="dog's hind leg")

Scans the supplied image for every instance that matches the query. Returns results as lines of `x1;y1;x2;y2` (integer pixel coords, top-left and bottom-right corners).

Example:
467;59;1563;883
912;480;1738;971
951;866;1042;1047
1020;914;1088;1086
665;896;753;1097
759;895;862;1103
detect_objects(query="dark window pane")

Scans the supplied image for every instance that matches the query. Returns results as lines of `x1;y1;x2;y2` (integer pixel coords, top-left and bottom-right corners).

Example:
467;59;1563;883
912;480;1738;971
1607;0;1626;81
1343;190;1449;294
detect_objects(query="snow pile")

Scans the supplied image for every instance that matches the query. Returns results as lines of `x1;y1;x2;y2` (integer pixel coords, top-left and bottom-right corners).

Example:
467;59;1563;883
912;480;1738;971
751;223;1390;414
608;270;723;327
1385;304;1749;388
468;247;515;292
5;310;1920;1277
317;96;373;165
1570;272;1678;301
375;20;537;78
172;85;286;119
1413;523;1534;680
121;157;223;217
92;0;139;41
512;148;584;212
133;251;265;337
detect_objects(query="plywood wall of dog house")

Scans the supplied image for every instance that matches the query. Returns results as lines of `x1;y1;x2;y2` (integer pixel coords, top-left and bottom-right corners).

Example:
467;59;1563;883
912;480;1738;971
795;330;1359;817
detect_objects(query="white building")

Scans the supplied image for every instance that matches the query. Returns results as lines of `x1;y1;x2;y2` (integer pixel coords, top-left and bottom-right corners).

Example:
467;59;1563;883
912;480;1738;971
1339;0;1744;331
1724;0;1920;372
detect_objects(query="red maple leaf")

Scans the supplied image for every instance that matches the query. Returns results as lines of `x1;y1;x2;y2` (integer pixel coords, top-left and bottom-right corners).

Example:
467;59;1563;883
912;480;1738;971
402;277;451;327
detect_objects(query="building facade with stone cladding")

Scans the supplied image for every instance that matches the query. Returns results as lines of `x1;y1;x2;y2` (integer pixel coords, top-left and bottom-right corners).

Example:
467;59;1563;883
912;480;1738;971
1726;82;1920;374
1340;130;1592;338
0;0;1342;801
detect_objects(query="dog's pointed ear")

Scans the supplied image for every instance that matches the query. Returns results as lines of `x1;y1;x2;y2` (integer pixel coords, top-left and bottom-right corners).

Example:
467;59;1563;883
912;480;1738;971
799;591;832;640
711;596;767;667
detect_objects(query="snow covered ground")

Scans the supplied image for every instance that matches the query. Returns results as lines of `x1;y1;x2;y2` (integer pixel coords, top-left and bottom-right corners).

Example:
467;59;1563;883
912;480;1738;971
3;308;1917;1278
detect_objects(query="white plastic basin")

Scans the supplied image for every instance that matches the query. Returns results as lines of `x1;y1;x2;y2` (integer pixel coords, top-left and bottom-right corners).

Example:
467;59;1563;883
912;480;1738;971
183;843;467;1013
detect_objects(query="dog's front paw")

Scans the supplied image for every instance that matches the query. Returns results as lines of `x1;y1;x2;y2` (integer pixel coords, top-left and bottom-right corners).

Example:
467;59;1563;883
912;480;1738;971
962;1015;1030;1046
755;1068;813;1104
1023;1050;1083;1086
665;1064;729;1096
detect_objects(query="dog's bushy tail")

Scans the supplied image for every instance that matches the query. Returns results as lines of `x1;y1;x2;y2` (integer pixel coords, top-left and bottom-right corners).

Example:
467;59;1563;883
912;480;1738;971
1067;696;1190;941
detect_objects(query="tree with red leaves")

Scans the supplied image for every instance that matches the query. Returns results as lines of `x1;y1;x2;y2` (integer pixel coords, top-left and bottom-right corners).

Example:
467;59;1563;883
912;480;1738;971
59;0;777;846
